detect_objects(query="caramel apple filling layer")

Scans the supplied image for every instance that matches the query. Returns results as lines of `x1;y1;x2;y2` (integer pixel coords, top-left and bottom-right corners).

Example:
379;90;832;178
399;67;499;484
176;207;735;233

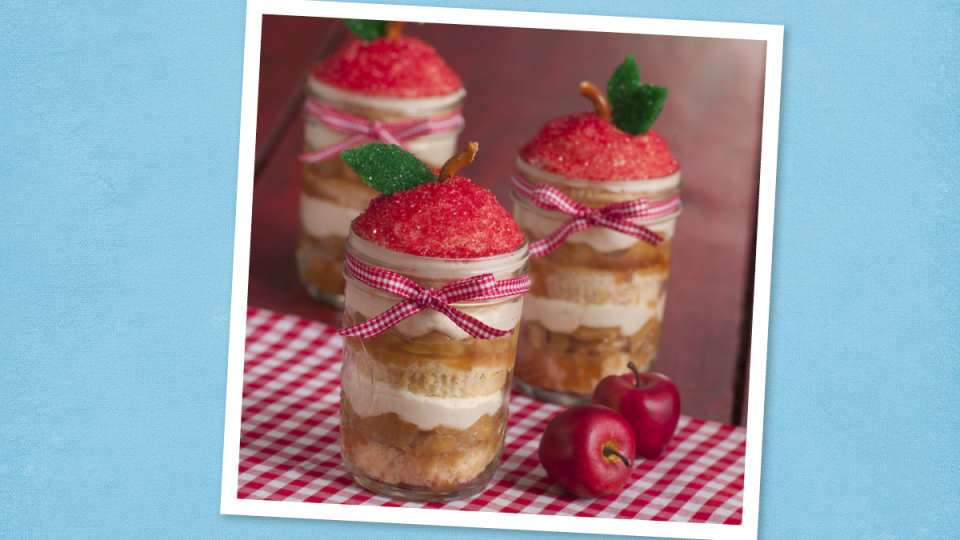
297;230;348;296
340;395;505;489
515;317;661;395
342;312;518;398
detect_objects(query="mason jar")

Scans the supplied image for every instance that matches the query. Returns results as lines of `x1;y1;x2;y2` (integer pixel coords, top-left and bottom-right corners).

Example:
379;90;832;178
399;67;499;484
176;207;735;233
297;80;466;307
338;230;529;501
510;157;682;405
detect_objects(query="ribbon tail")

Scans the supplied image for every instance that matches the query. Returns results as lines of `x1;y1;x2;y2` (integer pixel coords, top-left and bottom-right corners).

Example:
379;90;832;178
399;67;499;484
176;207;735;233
339;300;424;338
594;216;663;247
431;303;513;340
528;217;592;257
375;129;409;150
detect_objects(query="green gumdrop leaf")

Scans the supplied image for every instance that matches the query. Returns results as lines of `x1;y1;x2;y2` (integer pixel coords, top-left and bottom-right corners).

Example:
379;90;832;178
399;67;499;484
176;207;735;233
613;84;668;135
340;143;437;196
607;54;641;110
607;55;668;135
344;19;387;41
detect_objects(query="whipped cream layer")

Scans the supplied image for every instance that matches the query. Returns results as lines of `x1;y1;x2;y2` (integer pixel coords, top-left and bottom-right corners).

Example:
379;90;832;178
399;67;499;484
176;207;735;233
306;80;464;167
342;373;503;431
300;194;359;240
347;285;522;340
522;293;667;335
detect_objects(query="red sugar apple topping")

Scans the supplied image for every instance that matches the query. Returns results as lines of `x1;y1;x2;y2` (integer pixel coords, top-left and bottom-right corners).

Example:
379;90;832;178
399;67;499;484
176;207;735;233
519;113;680;181
353;177;525;259
313;36;462;98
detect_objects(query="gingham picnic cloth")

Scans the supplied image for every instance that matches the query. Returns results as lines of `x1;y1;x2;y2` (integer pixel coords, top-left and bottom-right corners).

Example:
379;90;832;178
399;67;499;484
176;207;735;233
238;307;745;524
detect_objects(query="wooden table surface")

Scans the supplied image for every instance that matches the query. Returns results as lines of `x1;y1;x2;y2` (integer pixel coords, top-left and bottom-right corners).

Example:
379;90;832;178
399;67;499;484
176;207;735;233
247;16;766;426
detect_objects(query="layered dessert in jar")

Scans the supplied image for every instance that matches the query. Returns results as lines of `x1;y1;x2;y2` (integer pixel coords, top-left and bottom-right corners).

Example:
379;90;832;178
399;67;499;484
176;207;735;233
511;56;682;404
336;142;530;501
298;19;465;306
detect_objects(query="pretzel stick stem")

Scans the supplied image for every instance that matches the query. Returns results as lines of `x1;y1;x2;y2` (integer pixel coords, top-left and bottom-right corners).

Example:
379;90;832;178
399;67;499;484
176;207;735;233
385;21;406;41
579;81;612;122
438;142;479;182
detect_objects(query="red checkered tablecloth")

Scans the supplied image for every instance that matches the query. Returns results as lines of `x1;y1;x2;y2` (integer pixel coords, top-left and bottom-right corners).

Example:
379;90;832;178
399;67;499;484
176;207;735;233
238;307;745;524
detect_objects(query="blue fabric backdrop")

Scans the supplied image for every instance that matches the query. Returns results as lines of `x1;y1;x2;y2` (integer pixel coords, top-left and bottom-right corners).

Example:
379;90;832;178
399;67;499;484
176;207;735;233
1;1;957;538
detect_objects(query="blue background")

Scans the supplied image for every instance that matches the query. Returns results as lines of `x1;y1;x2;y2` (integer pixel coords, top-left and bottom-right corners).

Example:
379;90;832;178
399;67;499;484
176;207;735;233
1;0;957;538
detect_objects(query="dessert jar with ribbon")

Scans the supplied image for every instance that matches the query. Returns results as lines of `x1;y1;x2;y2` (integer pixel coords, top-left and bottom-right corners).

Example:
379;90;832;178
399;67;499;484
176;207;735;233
510;56;683;405
336;142;530;501
298;20;466;307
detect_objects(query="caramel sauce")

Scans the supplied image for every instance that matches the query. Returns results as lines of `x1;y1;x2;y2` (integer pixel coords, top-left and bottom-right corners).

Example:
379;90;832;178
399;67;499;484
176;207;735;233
342;311;519;372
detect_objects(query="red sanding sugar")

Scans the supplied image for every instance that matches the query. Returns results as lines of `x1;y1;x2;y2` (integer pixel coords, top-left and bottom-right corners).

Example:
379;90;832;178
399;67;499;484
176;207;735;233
314;36;462;98
353;177;525;258
519;113;680;181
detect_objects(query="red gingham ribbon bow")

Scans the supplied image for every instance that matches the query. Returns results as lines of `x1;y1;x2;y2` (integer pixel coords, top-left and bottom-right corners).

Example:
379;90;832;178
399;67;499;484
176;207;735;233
339;254;530;340
511;171;681;258
299;98;464;163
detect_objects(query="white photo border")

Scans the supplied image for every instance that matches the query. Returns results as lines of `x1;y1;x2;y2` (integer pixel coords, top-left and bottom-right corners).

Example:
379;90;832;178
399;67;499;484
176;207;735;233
220;2;783;539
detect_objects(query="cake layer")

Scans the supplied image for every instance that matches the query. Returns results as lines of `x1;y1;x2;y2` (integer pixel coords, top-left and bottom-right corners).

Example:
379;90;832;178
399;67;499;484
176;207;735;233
528;257;667;305
340;395;503;489
343;437;496;489
359;352;511;398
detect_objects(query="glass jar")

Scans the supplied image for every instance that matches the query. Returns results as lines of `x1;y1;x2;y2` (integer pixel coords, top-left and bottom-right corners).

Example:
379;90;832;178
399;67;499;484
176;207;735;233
297;80;466;307
510;157;682;405
339;231;529;501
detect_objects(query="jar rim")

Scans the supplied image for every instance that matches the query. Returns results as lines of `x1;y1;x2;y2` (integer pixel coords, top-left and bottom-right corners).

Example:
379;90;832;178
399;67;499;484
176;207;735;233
346;228;530;283
308;79;466;116
514;157;682;195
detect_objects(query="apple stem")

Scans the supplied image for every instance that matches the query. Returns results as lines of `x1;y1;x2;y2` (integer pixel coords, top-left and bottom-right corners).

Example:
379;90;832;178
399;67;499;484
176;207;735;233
385;21;406;41
438;142;478;182
628;361;643;388
579;81;612;122
603;446;633;467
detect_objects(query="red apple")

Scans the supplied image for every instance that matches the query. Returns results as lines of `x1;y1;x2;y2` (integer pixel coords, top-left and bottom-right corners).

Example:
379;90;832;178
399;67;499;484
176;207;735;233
538;404;635;498
592;362;681;459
